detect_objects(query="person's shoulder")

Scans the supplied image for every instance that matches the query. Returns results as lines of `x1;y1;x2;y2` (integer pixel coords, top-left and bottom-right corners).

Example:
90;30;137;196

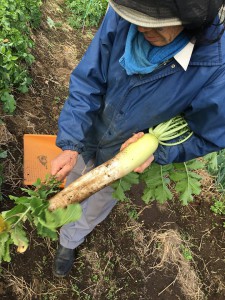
104;6;123;23
99;5;130;37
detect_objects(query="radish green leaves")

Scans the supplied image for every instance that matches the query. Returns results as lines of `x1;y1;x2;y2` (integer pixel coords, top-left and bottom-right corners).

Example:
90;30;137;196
0;178;82;263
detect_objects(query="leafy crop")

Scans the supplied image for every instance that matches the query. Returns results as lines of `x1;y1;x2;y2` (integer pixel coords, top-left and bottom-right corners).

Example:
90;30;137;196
112;160;204;206
0;0;42;113
204;150;225;193
112;172;139;202
207;150;225;224
210;150;225;191
0;178;82;263
66;0;108;29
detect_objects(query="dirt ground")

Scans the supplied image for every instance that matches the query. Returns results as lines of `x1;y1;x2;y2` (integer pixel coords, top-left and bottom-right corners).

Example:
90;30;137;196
1;1;225;299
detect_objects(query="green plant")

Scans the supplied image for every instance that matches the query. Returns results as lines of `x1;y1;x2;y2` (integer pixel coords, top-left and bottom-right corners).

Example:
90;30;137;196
213;150;225;191
180;244;193;261
0;0;42;113
0;177;82;263
112;172;139;202
205;150;225;223
71;283;81;296
91;274;99;282
47;17;56;29
211;198;225;215
112;159;203;206
205;149;225;191
66;0;108;29
127;206;139;220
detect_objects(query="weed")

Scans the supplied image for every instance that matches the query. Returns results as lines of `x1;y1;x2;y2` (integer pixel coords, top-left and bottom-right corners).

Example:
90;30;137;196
211;197;225;215
42;255;47;265
104;275;110;283
106;286;118;299
53;96;61;104
127;207;139;220
180;244;193;261
66;0;108;29
91;274;99;282
47;17;56;29
71;283;80;296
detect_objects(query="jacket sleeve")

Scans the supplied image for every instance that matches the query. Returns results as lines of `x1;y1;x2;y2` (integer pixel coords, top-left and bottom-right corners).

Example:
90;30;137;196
56;7;120;152
154;66;225;164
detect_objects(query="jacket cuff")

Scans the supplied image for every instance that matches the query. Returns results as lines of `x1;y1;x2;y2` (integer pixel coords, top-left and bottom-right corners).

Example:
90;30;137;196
57;141;84;154
154;144;181;165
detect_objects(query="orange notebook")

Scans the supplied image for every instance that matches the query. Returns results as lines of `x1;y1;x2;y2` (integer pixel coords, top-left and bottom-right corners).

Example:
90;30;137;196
23;134;63;186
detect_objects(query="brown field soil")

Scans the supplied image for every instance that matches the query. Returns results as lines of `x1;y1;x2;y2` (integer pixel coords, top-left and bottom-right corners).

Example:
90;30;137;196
1;1;225;299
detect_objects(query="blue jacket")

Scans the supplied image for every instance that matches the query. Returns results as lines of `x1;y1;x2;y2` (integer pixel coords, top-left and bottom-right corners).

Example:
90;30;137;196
56;7;225;166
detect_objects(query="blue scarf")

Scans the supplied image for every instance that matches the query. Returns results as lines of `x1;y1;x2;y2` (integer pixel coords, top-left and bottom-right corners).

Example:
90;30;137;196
119;24;190;75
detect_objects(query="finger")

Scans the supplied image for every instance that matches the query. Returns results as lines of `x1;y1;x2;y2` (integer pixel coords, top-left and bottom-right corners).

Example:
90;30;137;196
54;164;73;182
134;155;154;173
120;132;144;151
51;159;67;176
51;154;65;176
54;171;66;182
51;162;63;176
51;151;78;176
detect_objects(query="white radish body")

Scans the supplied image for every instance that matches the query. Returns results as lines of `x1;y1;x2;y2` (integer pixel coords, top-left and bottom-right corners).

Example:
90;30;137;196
48;133;158;211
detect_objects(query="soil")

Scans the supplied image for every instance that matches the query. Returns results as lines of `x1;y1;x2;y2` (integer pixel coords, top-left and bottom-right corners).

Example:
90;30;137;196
1;1;225;299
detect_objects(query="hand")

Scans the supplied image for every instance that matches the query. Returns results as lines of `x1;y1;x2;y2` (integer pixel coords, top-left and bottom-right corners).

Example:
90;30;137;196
120;132;154;173
51;150;78;181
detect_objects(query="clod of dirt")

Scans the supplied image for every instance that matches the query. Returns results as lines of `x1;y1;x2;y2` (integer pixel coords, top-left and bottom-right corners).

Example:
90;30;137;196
0;124;15;145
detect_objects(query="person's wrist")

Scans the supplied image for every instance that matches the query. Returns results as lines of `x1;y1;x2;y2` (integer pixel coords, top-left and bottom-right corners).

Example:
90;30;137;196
63;150;78;156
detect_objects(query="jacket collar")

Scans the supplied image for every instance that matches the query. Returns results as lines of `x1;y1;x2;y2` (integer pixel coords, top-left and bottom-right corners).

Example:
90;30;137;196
174;40;195;70
171;23;224;70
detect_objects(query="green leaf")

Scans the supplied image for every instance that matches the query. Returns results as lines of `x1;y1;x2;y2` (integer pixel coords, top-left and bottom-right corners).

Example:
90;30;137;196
204;152;218;172
3;204;28;225
186;159;204;170
18;84;28;93
20;188;39;197
0;232;12;263
171;161;202;205
141;163;173;204
112;184;127;202
141;188;155;204
47;17;56;28
50;204;82;228
178;186;194;206
0;150;7;159
111;172;140;202
10;225;29;251
169;172;187;181
37;210;57;230
33;203;82;234
36;222;58;240
10;56;18;61
9;195;31;205
122;172;139;185
29;197;45;210
1;92;16;113
155;184;173;204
